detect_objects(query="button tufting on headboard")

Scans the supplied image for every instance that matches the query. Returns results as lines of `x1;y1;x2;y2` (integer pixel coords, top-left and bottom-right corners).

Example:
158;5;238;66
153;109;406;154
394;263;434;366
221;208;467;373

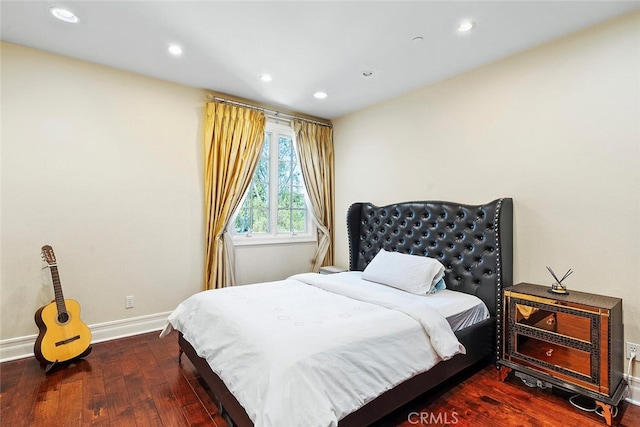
346;199;513;319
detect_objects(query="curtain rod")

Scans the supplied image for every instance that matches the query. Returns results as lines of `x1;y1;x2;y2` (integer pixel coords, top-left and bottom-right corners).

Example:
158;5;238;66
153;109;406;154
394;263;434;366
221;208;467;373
209;96;332;128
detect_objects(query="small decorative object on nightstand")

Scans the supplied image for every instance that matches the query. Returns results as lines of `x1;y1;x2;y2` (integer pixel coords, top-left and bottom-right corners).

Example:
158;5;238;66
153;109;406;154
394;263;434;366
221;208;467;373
498;283;626;426
319;266;347;275
546;266;573;294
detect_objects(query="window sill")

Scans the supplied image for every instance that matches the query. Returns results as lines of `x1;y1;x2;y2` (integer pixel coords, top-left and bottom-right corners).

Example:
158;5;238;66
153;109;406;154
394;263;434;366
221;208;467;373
232;234;317;247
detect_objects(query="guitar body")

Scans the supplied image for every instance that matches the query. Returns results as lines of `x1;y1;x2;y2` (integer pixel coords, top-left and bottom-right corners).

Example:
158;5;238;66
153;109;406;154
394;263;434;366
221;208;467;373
34;298;92;364
35;245;92;369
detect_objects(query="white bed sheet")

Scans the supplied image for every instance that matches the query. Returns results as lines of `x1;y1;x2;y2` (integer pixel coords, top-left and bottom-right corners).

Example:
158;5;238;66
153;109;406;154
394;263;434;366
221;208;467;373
161;272;464;427
330;272;490;331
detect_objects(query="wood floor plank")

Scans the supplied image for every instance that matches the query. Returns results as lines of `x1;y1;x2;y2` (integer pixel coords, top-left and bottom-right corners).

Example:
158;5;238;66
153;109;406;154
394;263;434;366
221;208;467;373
3;358;43;425
31;384;60;424
181;400;218;427
0;357;25;394
82;364;110;424
104;374;136;425
84;393;111;425
1;330;639;426
125;369;154;403
56;379;83;425
137;341;169;388
150;381;190;426
170;371;201;407
59;358;90;384
0;358;26;418
131;396;164;427
120;344;141;378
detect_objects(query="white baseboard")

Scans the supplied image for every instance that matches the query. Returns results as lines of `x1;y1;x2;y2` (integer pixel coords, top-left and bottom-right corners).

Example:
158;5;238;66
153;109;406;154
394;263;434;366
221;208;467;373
0;311;171;363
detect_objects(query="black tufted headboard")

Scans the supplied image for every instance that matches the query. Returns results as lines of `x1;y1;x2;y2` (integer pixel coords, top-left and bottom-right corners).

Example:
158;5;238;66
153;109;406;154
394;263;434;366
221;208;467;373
346;198;513;318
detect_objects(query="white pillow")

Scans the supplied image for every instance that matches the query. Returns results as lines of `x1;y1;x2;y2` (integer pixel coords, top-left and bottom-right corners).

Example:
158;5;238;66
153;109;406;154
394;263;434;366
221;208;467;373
362;249;445;295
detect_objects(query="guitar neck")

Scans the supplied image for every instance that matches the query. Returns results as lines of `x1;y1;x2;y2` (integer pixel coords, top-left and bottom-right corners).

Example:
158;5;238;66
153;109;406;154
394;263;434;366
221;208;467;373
49;265;68;315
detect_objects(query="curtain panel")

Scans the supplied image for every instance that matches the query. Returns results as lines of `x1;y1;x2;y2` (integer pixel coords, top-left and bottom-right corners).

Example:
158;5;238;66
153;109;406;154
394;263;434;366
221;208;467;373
293;120;335;272
203;103;266;290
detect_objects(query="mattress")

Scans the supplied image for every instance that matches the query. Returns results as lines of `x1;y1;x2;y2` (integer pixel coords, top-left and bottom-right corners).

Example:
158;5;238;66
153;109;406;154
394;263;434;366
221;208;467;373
325;271;490;331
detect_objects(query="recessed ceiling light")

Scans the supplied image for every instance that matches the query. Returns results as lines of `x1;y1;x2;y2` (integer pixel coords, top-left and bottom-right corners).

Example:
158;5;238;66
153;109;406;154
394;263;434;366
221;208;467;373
260;74;272;82
168;44;183;56
362;70;374;77
457;20;475;32
313;92;327;99
50;7;78;23
412;36;424;44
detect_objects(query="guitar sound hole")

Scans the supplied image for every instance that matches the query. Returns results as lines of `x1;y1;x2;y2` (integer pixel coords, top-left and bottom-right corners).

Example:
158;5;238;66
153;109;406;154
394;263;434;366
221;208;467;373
58;312;69;323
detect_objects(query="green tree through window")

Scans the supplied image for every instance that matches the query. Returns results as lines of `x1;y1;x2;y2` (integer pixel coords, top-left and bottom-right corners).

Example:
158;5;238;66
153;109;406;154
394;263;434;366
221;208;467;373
234;134;270;233
234;121;309;238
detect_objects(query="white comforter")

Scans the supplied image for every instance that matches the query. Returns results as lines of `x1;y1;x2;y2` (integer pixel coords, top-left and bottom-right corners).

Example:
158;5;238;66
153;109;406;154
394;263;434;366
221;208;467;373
161;272;464;427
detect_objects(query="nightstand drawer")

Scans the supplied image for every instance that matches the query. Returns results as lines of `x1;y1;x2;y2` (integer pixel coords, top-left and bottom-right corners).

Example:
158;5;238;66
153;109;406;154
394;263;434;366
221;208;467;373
513;330;593;378
514;304;592;342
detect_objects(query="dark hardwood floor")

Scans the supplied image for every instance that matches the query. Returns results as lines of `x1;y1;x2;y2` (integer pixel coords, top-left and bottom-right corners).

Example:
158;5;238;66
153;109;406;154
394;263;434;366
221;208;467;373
1;330;638;426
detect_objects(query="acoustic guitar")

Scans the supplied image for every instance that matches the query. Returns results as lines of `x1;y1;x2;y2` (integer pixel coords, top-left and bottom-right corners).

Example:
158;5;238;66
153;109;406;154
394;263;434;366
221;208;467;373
34;245;92;370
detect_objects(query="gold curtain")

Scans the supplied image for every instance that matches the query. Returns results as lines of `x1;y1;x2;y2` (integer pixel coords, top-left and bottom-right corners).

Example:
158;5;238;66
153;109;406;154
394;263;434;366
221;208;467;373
293;120;335;271
203;103;266;290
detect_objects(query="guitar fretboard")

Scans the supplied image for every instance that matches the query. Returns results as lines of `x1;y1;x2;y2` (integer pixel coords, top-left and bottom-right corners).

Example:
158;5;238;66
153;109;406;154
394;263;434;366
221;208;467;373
49;265;68;316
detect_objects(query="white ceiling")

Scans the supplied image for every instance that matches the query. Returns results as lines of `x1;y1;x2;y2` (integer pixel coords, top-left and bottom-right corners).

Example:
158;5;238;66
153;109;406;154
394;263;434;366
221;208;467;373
2;1;639;120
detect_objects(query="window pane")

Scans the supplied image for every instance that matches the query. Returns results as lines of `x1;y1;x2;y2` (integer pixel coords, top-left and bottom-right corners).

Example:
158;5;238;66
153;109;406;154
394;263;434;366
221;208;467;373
277;133;301;234
277;209;290;233
252;208;269;233
263;133;271;154
257;135;270;183
277;185;289;209
253;182;269;207
278;136;292;161
234;208;251;233
278;161;291;185
291;187;306;208
291;209;307;233
256;158;269;184
291;168;302;186
276;208;306;233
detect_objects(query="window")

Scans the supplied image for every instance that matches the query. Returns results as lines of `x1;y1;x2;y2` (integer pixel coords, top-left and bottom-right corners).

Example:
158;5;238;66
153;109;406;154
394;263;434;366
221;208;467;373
232;121;314;244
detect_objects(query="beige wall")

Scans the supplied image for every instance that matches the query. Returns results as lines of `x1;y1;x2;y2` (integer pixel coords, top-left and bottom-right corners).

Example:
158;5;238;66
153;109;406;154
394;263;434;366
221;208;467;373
333;11;640;366
234;242;317;285
0;42;205;339
0;42;314;342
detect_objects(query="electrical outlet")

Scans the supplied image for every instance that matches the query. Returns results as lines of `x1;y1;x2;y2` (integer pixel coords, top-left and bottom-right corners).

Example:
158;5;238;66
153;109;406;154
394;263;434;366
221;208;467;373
627;342;639;359
125;295;134;309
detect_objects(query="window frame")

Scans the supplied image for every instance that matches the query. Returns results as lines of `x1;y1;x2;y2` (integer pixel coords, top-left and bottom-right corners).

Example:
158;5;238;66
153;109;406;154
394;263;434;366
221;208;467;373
231;120;316;246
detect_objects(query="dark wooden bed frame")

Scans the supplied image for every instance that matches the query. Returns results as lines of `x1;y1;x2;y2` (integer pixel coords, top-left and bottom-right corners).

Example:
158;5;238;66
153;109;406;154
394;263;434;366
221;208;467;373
178;198;513;426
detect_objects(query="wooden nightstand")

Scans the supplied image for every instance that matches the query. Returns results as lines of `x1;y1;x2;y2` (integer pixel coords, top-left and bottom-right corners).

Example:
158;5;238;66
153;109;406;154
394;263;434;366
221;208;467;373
498;283;626;426
319;266;347;275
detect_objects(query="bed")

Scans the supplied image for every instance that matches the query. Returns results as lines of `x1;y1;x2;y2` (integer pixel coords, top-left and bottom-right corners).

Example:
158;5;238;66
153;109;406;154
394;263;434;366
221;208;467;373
164;198;513;427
